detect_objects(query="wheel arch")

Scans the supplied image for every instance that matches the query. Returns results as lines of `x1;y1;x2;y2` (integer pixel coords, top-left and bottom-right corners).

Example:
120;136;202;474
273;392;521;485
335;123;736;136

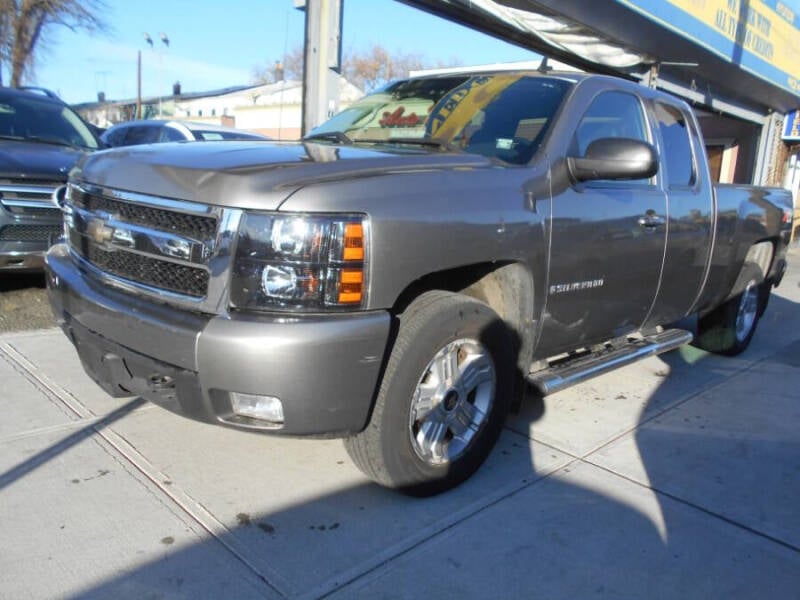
729;239;774;299
390;262;537;387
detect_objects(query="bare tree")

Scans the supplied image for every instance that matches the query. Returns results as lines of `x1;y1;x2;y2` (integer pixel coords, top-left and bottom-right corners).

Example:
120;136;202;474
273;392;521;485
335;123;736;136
342;44;426;91
251;46;304;84
0;0;11;85
0;0;108;87
252;43;461;91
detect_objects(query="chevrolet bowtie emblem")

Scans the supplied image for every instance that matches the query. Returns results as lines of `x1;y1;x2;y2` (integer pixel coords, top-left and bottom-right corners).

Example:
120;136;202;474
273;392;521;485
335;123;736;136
87;218;114;244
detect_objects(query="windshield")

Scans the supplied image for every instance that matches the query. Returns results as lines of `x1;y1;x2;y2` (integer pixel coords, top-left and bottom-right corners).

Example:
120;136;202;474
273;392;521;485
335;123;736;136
0;93;99;150
309;74;572;165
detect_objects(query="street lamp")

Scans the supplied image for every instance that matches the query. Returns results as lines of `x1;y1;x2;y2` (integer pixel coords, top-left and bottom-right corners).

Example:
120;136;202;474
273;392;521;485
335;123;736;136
157;34;170;118
136;32;169;119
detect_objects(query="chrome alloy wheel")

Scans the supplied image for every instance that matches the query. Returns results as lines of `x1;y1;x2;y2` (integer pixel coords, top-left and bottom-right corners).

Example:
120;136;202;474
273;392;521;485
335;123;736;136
408;338;496;466
735;281;759;342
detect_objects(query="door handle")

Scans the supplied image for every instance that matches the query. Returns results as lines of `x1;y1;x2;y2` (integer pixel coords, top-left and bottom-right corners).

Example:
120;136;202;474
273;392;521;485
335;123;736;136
638;214;665;228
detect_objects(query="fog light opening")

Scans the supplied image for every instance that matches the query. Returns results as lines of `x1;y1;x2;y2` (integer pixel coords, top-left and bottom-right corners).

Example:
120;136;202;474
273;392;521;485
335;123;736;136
148;374;174;389
231;392;285;424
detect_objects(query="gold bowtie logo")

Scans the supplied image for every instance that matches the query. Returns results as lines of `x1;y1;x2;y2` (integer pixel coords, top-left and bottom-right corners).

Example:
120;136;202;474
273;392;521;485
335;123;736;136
87;218;114;244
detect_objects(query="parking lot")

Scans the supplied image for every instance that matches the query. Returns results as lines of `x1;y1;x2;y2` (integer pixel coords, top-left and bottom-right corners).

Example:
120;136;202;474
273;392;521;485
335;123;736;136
1;246;799;599
0;273;51;333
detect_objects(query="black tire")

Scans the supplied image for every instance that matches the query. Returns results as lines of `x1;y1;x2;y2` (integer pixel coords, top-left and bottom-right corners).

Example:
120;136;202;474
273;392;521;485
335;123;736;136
757;280;771;318
344;291;513;496
694;266;766;356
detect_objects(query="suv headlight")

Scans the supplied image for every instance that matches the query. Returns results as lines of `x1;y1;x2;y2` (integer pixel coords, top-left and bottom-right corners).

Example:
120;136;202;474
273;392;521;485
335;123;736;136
231;212;368;311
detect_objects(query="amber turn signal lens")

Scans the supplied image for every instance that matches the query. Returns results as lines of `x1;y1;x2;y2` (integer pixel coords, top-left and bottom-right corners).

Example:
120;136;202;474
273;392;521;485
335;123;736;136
338;269;363;304
343;223;364;261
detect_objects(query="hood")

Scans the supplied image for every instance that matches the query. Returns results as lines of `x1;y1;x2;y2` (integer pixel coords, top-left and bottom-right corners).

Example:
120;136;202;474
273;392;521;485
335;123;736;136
72;140;493;210
0;139;90;182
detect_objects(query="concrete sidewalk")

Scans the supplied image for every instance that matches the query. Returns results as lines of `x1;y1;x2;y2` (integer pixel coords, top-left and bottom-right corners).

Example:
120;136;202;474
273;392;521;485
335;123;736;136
1;249;799;599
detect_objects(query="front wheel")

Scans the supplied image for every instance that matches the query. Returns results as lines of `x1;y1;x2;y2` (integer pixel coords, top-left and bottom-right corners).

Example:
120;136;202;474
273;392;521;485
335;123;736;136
345;291;513;496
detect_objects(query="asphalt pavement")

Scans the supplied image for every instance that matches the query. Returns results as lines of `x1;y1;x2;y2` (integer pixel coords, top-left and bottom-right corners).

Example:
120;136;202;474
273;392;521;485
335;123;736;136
1;247;799;599
0;272;52;333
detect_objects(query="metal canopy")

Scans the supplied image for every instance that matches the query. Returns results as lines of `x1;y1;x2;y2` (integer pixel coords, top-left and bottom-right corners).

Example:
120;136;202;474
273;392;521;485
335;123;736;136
398;0;800;119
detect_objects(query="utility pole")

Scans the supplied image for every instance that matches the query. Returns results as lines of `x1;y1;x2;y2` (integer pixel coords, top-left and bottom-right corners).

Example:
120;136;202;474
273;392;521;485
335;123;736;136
157;33;170;117
136;50;142;119
297;0;343;136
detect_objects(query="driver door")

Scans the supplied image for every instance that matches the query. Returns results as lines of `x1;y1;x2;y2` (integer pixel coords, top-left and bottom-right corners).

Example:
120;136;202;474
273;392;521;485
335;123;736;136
539;90;667;356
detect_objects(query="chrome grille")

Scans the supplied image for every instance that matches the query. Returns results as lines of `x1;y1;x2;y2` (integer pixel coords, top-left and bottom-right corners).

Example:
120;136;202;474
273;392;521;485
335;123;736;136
72;191;217;239
10;206;58;217
0;179;62;217
86;242;210;297
65;183;237;310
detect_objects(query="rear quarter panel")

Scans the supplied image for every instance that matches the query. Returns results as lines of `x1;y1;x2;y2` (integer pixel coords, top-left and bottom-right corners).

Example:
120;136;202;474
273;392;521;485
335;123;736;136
695;184;790;313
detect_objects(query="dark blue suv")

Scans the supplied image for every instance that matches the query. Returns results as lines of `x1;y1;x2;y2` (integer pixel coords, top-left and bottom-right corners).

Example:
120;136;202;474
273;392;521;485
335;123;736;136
0;87;100;271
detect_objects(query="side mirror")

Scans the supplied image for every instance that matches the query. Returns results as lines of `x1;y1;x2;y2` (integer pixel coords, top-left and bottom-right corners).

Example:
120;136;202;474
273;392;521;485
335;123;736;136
567;137;658;182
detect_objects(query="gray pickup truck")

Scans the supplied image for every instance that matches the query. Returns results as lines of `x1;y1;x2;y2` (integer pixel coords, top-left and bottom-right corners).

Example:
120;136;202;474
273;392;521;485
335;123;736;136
46;72;793;495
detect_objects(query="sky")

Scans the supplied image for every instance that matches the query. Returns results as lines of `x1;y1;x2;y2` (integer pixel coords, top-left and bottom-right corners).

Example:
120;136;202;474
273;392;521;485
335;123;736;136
25;0;540;104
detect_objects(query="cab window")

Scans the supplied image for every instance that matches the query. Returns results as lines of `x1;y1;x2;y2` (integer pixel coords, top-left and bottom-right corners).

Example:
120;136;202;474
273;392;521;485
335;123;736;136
571;91;652;184
573;91;649;156
655;102;696;187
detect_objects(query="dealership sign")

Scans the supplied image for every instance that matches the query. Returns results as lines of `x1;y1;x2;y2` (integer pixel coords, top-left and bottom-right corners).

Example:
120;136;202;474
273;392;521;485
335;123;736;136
617;0;800;96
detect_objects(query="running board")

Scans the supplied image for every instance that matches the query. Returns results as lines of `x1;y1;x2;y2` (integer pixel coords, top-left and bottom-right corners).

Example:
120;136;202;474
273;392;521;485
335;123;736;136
527;328;693;396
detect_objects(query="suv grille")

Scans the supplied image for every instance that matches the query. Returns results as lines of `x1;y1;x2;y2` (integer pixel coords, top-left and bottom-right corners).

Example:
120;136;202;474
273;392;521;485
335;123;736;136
0;179;62;218
1;224;62;242
67;185;223;301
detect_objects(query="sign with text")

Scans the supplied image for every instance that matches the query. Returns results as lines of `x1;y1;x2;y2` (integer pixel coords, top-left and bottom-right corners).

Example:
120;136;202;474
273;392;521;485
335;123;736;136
617;0;800;96
783;110;800;140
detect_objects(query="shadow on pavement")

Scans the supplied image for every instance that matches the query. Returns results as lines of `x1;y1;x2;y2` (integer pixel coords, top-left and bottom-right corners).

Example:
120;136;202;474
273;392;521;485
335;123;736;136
8;294;800;598
0;397;146;492
0;272;46;293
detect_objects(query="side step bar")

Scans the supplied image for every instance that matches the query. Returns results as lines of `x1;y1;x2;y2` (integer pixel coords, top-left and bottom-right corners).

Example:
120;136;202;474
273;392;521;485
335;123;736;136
527;328;693;396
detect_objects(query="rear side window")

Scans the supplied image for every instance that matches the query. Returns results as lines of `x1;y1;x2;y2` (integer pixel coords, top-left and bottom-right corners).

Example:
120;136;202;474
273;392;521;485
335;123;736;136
124;125;160;145
160;126;185;142
101;127;124;146
196;131;224;140
655;103;695;187
573;91;648;156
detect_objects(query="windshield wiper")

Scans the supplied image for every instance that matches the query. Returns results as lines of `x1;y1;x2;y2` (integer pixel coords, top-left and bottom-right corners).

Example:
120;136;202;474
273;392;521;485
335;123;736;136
0;133;80;147
359;137;455;151
23;135;76;148
303;131;353;145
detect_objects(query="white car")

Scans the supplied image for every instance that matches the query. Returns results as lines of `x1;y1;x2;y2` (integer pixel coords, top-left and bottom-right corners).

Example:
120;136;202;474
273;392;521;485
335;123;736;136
100;119;269;147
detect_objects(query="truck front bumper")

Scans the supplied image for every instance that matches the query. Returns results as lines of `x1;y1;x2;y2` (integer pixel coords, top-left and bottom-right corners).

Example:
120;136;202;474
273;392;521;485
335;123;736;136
0;245;47;270
45;244;392;436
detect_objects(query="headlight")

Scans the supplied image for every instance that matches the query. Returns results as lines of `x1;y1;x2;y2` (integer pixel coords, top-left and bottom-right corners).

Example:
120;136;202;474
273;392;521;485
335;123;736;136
231;212;368;311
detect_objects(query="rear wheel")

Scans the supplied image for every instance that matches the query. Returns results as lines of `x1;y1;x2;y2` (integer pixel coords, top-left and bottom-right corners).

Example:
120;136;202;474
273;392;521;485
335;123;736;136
695;267;766;356
345;291;513;496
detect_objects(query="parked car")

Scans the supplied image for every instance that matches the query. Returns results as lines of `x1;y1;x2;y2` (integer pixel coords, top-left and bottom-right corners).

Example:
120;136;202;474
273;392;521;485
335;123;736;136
100;120;270;147
47;72;792;495
0;86;100;271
